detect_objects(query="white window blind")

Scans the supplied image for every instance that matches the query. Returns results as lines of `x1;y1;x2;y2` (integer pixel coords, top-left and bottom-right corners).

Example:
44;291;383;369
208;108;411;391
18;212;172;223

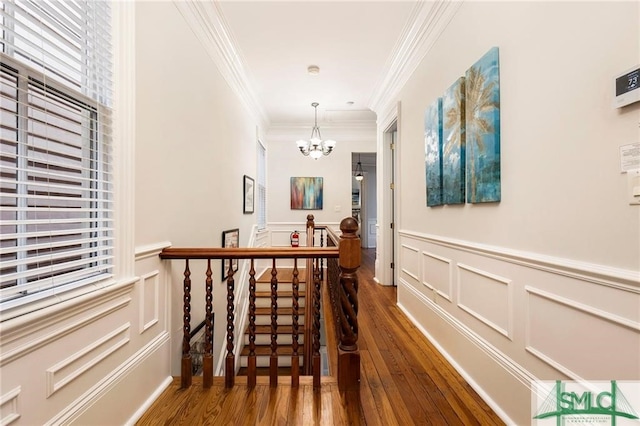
256;140;266;230
0;0;113;305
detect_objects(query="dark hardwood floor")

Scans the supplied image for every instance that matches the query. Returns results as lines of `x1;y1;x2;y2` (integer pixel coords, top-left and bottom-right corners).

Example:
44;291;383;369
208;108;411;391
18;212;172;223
136;248;504;425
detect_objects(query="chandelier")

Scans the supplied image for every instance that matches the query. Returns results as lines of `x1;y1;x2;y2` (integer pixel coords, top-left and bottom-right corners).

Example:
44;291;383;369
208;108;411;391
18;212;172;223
296;102;336;159
354;154;364;181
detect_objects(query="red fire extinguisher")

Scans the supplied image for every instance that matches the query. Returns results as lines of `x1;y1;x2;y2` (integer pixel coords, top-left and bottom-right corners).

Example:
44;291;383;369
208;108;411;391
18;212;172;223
290;231;300;247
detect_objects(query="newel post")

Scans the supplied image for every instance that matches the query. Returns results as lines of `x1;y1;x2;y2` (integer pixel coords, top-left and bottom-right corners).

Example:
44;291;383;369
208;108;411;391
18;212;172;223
338;217;360;391
306;214;315;247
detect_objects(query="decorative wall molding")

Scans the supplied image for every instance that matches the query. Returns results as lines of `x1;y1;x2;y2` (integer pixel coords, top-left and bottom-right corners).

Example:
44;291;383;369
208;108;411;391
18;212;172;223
398;279;524;425
46;331;170;425
46;324;130;398
174;0;269;129
526;286;640;334
368;1;463;115
139;271;160;334
421;250;453;301
135;241;172;262
524;285;640;381
0;386;21;426
400;244;420;281
457;263;513;340
399;230;640;292
400;279;535;386
0;281;134;358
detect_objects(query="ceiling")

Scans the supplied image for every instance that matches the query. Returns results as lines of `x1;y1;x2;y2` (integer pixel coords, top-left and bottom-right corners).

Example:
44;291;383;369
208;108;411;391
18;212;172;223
218;1;418;126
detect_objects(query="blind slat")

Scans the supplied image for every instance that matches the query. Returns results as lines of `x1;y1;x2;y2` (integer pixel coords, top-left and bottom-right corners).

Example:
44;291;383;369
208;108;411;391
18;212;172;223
0;265;113;299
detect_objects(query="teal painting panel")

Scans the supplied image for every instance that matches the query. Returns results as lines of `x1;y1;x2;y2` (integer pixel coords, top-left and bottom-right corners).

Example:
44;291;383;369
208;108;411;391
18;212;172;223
442;77;466;205
425;98;443;207
465;47;501;203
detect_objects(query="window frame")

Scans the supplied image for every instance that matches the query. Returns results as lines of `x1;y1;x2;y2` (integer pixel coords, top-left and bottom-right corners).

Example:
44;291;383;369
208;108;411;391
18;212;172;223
0;0;128;319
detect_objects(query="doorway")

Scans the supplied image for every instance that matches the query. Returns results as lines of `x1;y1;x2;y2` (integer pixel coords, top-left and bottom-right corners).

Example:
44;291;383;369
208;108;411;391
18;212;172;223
352;153;377;249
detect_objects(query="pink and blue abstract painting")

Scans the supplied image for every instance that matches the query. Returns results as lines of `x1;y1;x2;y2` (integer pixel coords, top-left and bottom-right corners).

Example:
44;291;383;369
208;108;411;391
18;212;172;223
425;97;443;207
465;47;500;203
442;77;466;205
290;177;323;210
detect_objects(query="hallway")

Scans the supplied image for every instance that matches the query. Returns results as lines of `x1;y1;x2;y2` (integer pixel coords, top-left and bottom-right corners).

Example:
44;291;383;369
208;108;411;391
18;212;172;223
136;249;504;425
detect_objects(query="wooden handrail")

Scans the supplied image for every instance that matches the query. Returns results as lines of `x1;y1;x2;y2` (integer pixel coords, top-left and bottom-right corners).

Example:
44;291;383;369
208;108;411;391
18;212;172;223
160;247;338;259
159;217;359;392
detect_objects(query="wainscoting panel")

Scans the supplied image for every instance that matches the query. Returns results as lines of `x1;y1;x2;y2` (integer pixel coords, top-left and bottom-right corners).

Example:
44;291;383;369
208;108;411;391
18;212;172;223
400;243;420;283
396;230;640;425
0;386;21;426
46;324;130;397
421;251;452;301
525;286;640;380
139;271;160;334
457;263;512;339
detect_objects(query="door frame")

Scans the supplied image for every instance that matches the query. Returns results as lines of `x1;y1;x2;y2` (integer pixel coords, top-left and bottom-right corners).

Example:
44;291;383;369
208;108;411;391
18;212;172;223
375;102;400;287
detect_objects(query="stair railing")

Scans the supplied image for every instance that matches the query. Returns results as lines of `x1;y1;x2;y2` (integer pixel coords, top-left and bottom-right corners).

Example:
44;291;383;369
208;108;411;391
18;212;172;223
315;218;361;391
159;216;360;391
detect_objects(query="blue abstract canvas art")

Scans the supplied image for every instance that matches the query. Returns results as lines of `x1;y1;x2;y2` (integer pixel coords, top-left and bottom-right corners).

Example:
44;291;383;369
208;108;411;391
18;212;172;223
465;47;501;203
425;97;443;207
442;77;466;205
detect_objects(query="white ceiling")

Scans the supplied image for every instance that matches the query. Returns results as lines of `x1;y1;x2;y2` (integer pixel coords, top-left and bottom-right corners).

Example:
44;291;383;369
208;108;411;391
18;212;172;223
218;1;418;126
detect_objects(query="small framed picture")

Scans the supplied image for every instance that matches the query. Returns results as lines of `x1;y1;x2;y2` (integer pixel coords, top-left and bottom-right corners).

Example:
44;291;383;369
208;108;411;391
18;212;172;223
221;228;239;280
243;175;254;214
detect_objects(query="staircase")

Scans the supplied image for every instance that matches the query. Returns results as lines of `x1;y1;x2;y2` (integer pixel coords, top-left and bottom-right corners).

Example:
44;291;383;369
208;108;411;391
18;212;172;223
239;268;306;372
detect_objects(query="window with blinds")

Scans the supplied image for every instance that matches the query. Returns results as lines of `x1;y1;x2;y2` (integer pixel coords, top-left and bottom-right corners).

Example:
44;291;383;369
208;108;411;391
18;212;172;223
0;1;113;306
256;140;266;230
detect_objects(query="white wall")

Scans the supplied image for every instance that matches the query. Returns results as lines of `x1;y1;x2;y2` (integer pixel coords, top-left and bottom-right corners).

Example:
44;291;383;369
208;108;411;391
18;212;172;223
392;2;640;424
266;127;376;229
0;3;264;424
134;1;261;379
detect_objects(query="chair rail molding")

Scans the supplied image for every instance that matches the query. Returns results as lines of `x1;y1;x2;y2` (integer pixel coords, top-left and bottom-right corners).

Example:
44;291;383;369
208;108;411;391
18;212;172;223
398;230;640;292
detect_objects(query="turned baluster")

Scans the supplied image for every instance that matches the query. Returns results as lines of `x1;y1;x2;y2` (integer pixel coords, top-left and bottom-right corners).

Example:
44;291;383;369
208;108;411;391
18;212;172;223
338;217;361;391
203;259;213;388
312;259;322;389
181;260;192;388
248;259;257;387
225;263;235;388
291;258;300;387
270;260;278;386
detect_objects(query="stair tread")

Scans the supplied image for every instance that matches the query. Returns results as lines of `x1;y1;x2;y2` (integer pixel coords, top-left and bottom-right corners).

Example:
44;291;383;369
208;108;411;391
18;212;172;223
255;290;303;298
257;268;307;283
240;344;303;356
245;325;304;334
255;307;302;315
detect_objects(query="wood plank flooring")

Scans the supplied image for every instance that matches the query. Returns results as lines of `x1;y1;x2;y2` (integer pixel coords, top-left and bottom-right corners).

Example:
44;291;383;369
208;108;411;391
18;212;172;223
136;249;504;425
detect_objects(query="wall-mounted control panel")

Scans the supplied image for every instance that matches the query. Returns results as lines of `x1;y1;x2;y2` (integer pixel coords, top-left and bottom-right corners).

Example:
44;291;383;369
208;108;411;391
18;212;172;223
614;66;639;108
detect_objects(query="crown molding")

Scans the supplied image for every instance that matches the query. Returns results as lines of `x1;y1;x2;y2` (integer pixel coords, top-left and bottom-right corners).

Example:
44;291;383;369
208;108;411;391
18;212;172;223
174;0;270;129
368;0;463;117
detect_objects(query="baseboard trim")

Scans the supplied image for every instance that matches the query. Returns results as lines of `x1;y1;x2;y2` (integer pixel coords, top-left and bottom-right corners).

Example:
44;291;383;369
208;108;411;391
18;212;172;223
397;279;533;426
125;376;173;426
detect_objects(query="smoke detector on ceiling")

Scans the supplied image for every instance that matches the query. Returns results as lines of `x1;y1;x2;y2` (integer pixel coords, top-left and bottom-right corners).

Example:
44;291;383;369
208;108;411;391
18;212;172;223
307;65;320;75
